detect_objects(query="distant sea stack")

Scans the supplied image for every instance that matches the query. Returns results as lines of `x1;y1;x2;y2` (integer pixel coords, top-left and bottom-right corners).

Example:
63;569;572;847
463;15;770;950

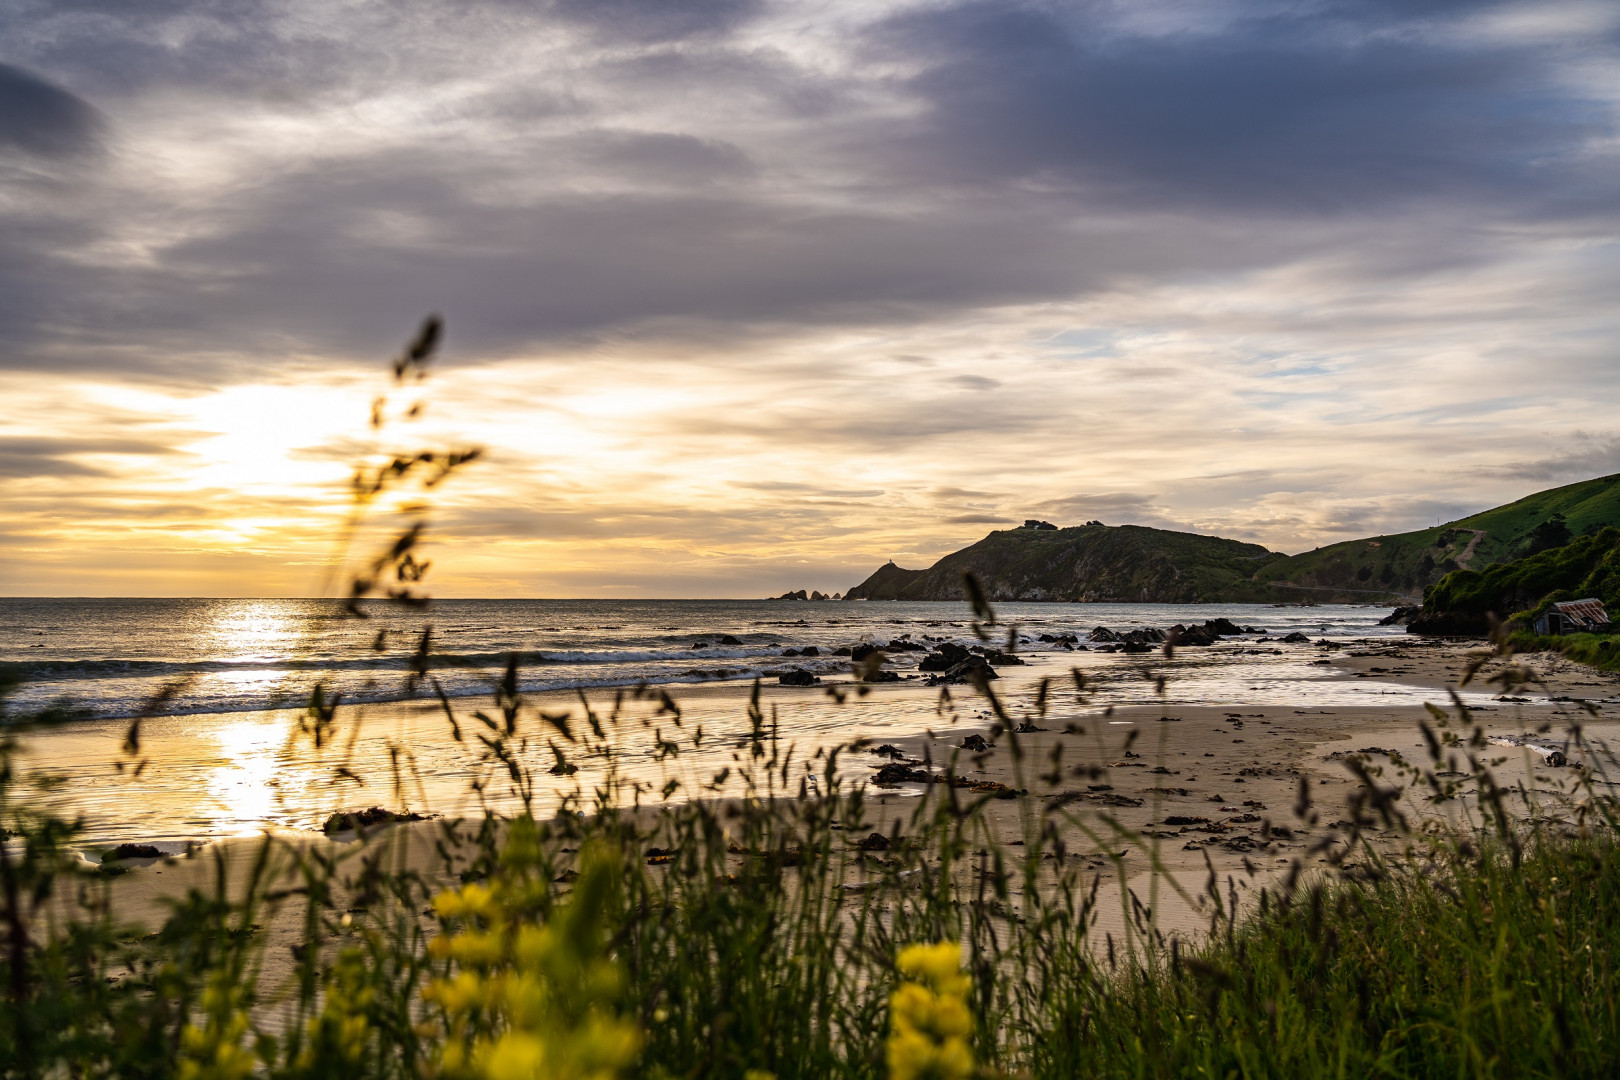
842;561;926;600
844;521;1282;604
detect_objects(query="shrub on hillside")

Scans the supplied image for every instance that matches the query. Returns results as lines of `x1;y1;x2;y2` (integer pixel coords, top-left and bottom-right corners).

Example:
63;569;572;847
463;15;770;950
1409;527;1620;635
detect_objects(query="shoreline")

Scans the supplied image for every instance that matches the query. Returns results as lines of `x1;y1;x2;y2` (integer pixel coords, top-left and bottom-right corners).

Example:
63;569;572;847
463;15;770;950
16;633;1620;849
29;634;1617;1010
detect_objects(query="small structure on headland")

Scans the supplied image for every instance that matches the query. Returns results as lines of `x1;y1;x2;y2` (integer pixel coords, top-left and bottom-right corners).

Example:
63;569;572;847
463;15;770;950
1533;598;1611;636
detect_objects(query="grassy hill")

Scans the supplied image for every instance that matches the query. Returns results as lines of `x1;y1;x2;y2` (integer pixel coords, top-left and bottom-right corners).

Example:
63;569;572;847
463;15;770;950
845;523;1283;603
1250;472;1620;603
842;474;1620;606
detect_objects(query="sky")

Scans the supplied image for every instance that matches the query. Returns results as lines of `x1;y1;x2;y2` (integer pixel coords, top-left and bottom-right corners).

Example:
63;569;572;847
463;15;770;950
3;0;1620;598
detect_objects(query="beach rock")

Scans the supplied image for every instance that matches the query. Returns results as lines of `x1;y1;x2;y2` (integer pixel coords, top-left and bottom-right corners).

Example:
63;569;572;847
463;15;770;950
692;642;710;650
1205;618;1245;636
858;832;892;850
799;645;821;657
850;643;882;662
959;734;991;752
870;744;907;758
872;762;928;785
717;634;743;646
832;646;853;656
778;668;819;686
860;669;902;683
322;808;428;835
967;781;1023;799
918;642;972;671
1377;605;1421;626
927;656;999;684
885;639;927;652
1088;626;1120;642
1121;641;1153;654
1168;624;1217;646
1280;631;1310;643
774;589;809;601
810;591;828;601
985;651;1026;666
781;648;801;656
101;843;164;862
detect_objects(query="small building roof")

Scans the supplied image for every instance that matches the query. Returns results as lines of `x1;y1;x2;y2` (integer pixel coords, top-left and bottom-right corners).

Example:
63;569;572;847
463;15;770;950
1551;598;1610;626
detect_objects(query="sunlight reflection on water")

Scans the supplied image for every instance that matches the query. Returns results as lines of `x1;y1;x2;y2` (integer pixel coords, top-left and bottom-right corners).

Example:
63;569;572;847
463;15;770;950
16;641;1515;849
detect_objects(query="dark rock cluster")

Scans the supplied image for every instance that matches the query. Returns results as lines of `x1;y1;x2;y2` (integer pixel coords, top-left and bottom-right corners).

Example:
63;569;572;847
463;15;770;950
1377;605;1421;626
1084;618;1268;652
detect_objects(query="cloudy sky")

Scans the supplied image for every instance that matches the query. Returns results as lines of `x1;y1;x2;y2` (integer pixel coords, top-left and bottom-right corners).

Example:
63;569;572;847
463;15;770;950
3;0;1619;597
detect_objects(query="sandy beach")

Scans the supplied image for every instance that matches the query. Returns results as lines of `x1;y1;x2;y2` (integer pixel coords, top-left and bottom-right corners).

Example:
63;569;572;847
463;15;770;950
51;633;1619;1008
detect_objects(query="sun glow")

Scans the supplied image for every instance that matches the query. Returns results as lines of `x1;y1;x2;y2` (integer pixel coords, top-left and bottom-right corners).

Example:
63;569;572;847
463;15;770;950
181;383;368;493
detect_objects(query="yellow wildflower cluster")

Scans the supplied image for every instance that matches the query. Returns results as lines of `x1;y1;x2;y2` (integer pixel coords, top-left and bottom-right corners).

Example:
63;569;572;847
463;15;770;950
887;942;975;1080
422;824;641;1080
296;947;377;1071
176;977;258;1080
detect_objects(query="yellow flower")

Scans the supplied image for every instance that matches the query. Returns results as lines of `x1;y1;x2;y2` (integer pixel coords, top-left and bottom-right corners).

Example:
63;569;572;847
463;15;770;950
478;1030;546;1080
421;839;641;1080
896;942;970;997
436;881;497;920
887;1028;974;1080
888;942;974;1080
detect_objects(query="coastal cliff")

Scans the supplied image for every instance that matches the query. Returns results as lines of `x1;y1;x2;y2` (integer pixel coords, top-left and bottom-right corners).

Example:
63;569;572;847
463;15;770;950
844;523;1282;603
840;474;1620;606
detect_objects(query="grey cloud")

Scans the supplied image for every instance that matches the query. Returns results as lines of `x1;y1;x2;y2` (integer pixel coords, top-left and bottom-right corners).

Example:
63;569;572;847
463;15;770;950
1034;492;1164;526
441;499;874;546
929;486;996;500
0;63;101;157
729;481;885;497
582;131;756;183
947;374;999;391
1;159;1181;372
870;1;1616;213
0;435;178;479
659;388;1050;454
943;514;1012;524
0;0;1614;492
1490;437;1620;485
552;0;760;43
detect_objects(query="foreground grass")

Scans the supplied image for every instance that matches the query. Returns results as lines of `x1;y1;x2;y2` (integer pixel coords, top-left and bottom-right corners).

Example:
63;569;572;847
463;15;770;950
1509;631;1620;675
1095;836;1619;1078
4;689;1619;1079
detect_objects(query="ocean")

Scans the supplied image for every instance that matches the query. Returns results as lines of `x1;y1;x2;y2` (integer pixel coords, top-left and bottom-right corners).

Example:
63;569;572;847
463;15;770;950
0;597;1409;720
1;597;1434;847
